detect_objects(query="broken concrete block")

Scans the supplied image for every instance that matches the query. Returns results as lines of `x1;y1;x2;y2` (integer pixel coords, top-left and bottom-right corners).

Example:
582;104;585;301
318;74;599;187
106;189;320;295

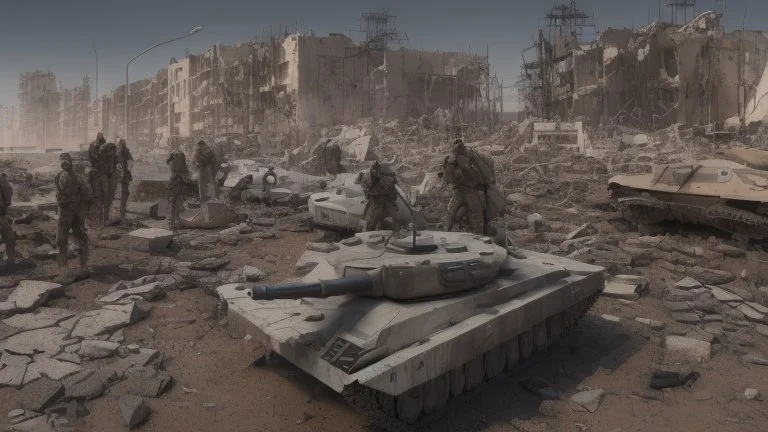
709;286;744;302
26;358;82;381
688;267;735;285
3;281;64;314
747;302;768;315
714;244;746;258
190;256;230;271
0;327;69;357
17;377;64;411
527;213;545;233
78;340;120;359
63;371;104;400
665;288;696;302
745;388;762;401
128;228;174;253
744;353;768;366
97;283;161;304
603;280;643;301
2;308;76;331
241;265;267;282
675;277;702;290
52;353;81;365
10;414;56;432
666;335;712;362
670;312;701;324
569;389;605;413
120;395;150;429
189;235;219;249
0;352;32;388
737;304;765;322
70;303;149;338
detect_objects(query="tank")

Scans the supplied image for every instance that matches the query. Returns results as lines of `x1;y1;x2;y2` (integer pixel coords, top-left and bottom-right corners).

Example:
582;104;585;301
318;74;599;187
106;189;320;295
308;172;427;232
608;156;768;240
216;231;604;426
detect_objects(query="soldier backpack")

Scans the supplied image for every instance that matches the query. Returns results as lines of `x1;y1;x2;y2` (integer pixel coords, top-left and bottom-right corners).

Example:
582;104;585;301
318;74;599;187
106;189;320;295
469;149;496;185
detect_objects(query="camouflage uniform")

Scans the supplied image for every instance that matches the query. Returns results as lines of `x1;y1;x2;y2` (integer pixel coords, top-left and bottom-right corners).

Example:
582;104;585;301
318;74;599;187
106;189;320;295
90;139;118;225
361;163;400;232
117;140;133;222
167;152;194;230
443;154;485;235
56;154;90;272
0;173;16;266
326;143;342;175
193;141;217;201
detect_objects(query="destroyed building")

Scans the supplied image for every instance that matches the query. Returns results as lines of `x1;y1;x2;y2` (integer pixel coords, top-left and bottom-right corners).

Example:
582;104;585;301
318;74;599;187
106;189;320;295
520;2;768;132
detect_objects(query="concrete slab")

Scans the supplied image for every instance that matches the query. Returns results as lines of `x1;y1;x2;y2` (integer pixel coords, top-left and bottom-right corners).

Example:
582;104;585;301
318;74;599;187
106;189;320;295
16;377;63;411
52;352;81;365
0;327;69;357
120;395;149;429
0;322;22;341
709;286;744;302
116;367;172;398
0;352;32;388
737;304;766;322
4;281;64;314
26;358;82;380
10;414;56;432
128;228;174;253
70;303;148;339
570;389;605;413
675;277;702;290
3;308;76;331
603;281;642;301
241;265;267;282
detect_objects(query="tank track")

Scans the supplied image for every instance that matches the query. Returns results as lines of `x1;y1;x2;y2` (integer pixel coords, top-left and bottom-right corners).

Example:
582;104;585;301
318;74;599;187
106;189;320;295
705;204;768;239
609;186;671;225
341;291;602;431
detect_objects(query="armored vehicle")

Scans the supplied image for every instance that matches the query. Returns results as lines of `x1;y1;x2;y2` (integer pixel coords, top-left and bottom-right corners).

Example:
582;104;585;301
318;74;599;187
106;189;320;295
609;156;768;240
308;172;427;232
217;231;604;425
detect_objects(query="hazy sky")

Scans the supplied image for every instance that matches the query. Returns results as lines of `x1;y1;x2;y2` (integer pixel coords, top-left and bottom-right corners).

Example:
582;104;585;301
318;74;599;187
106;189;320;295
0;0;762;111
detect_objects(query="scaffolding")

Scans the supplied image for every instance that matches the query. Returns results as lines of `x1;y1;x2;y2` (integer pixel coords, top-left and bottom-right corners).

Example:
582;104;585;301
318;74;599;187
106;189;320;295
360;11;407;50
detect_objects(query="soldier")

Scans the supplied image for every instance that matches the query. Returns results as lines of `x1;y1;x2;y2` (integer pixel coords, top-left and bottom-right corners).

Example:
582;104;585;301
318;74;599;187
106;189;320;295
0;173;16;269
442;145;485;235
117;139;133;223
90;139;118;225
262;166;278;192
166;151;194;230
360;161;400;232
193;140;217;201
325;142;342;175
55;153;90;275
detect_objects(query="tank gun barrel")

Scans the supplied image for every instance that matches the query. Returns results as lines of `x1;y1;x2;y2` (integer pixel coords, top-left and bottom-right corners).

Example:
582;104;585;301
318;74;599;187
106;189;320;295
247;273;375;300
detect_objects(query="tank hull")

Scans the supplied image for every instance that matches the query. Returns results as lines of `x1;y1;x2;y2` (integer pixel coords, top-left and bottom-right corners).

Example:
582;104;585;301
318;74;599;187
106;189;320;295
217;232;604;423
609;158;768;239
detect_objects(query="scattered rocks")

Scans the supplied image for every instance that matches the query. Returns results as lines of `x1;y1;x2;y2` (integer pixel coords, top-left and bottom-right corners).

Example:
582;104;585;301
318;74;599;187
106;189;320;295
665;288;696;302
519;377;563;400
30;244;54;260
189;235;219;249
601;314;621;323
26;358;82;380
527;213;546;233
569;389;605;413
670;312;701;324
128;228;174;252
675;276;702;290
241;265;267;282
604;276;646;301
78;340;120;359
649;369;698;389
63;371;105;400
190;256;231;271
745;388;762;401
306;242;340;253
714;244;746;258
744;353;768;366
737;304;765;322
70;303;149;338
0;326;70;356
666;335;712;362
119;395;150;429
117;367;172;398
566;223;597;241
251;218;276;227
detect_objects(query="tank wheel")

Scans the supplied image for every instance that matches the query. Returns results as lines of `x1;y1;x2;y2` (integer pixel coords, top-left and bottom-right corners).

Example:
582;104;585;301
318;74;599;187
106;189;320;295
519;330;534;359
484;347;506;380
532;323;548;351
464;356;485;390
422;374;450;415
505;338;520;369
396;386;423;423
613;196;671;225
449;366;465;397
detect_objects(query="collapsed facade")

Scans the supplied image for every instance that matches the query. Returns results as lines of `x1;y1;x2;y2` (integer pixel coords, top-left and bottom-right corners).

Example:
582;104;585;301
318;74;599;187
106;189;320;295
521;3;768;132
4;13;501;154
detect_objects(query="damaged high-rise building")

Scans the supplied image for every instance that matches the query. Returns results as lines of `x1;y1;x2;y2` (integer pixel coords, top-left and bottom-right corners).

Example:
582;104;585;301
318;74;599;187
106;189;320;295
520;1;768;132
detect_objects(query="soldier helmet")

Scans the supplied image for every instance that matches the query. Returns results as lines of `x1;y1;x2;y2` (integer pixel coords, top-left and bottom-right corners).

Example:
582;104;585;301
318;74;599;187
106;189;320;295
197;140;206;146
268;166;275;171
60;153;73;162
118;138;126;146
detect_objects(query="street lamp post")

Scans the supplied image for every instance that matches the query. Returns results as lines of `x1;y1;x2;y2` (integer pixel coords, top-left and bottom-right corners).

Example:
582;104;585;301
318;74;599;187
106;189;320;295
124;26;202;142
